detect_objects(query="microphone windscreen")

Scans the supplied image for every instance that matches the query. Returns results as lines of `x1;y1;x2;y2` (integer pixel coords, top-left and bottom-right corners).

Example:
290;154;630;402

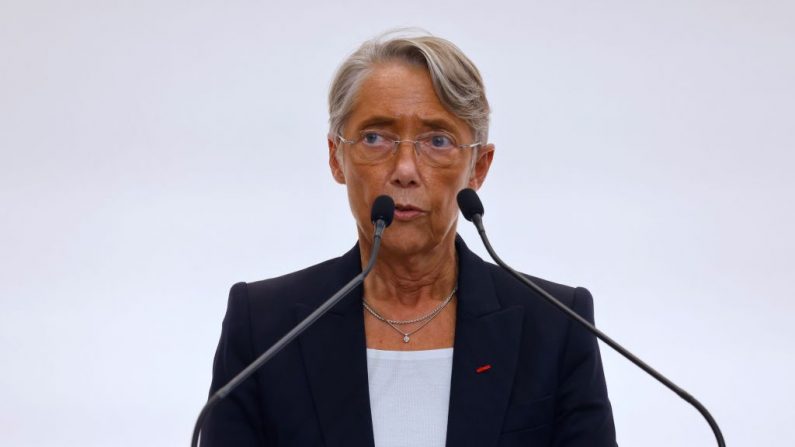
371;195;395;226
457;188;484;221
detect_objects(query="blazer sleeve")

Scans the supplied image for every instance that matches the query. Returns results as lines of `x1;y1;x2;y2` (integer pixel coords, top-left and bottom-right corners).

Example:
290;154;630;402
202;282;267;447
552;287;617;447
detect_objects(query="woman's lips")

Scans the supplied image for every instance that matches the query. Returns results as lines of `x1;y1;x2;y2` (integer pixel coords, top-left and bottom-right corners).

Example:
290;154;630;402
393;205;426;221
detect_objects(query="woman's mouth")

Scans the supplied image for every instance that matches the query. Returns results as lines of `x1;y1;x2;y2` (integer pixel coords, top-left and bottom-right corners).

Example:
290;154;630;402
393;204;426;221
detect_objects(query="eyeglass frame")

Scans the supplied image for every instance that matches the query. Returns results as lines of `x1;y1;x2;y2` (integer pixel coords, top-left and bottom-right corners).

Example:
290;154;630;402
336;130;483;166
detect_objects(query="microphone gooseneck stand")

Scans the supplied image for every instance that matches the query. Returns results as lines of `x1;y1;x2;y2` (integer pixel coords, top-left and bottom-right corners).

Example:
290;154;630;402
456;188;725;447
191;195;395;447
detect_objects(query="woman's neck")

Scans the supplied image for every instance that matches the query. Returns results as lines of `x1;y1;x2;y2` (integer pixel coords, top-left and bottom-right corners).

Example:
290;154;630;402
359;235;458;316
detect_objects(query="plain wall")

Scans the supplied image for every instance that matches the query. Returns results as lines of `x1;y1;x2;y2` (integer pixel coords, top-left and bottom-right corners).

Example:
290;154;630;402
1;0;793;445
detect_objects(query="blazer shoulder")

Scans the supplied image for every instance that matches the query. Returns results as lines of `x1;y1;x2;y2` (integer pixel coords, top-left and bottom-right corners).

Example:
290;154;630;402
220;253;354;345
242;254;348;309
485;262;595;321
248;255;338;291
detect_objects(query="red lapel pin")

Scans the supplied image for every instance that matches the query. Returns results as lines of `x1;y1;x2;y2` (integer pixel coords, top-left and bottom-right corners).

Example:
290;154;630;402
476;364;492;374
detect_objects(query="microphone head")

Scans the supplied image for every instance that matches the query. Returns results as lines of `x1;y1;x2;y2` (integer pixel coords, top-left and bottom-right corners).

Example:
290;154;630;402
370;195;395;227
457;188;484;221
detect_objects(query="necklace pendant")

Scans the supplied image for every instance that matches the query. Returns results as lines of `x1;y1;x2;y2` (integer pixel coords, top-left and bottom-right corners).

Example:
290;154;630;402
402;335;410;343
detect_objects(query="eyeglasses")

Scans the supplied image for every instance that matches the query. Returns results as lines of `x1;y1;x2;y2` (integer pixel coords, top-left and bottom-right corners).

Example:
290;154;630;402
337;130;482;168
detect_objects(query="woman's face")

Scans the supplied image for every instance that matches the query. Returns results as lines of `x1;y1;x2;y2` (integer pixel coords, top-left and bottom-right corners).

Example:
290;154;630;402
328;61;494;256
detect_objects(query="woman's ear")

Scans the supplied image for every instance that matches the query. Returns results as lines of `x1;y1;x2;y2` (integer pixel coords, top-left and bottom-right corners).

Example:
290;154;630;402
328;137;346;184
468;144;495;190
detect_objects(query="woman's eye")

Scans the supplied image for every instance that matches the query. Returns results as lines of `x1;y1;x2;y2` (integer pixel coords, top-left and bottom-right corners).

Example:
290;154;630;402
363;132;383;145
430;134;453;148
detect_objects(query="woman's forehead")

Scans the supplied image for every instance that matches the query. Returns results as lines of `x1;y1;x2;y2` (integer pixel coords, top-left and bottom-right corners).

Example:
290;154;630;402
347;63;472;136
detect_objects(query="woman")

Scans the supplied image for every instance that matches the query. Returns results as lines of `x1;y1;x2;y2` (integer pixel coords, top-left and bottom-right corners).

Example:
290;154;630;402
204;31;616;446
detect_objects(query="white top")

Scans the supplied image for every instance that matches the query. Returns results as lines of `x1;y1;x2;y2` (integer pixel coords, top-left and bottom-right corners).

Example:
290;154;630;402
366;348;454;447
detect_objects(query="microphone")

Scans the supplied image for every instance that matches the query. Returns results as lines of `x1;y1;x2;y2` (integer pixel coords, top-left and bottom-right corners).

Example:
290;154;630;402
456;188;725;447
371;194;395;229
191;195;395;447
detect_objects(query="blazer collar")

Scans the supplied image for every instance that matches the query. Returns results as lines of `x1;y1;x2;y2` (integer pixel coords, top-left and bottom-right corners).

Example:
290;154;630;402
454;235;502;317
295;235;524;447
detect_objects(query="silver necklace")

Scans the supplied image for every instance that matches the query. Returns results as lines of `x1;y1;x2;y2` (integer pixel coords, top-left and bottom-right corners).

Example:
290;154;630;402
363;286;457;343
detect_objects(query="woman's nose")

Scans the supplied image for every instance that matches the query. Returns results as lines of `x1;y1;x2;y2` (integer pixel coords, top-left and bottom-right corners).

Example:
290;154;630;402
390;140;422;188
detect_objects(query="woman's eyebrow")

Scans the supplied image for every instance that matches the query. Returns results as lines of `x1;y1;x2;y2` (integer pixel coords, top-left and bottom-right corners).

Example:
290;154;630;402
357;116;396;129
419;117;458;132
355;115;460;133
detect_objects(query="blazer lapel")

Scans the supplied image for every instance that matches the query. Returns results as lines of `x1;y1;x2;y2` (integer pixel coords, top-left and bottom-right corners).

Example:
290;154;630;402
294;244;375;447
446;237;525;447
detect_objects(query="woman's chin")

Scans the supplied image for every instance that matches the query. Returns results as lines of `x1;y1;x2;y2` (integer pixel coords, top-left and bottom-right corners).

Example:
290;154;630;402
380;231;424;253
379;226;451;257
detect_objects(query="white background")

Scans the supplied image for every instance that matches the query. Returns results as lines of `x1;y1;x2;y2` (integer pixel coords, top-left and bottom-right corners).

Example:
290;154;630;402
1;1;793;446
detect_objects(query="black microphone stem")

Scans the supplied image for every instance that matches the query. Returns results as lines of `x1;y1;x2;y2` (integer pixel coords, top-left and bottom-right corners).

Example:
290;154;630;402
190;219;388;447
470;214;726;447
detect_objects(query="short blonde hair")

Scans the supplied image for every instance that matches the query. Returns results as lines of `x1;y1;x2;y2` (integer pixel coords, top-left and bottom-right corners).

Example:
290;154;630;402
328;29;490;144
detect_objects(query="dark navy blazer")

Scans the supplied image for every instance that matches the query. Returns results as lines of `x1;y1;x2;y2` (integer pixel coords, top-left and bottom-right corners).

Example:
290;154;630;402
204;237;617;446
